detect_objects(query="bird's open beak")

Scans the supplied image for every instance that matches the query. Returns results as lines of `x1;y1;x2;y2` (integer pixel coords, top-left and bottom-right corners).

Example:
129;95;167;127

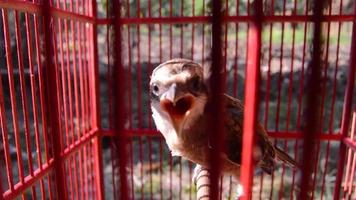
160;84;194;132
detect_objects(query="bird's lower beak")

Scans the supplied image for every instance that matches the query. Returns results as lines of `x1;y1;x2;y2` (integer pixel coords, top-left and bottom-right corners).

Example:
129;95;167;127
160;85;194;131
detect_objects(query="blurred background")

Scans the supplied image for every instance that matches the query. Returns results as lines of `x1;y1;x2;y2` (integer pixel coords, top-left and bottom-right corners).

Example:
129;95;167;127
0;0;355;199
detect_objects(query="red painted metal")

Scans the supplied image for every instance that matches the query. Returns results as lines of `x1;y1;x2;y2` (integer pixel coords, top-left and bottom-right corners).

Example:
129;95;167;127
96;15;356;25
240;0;262;199
2;9;25;186
111;0;129;199
42;4;66;200
207;1;225;200
0;32;14;194
333;1;356;197
341;110;355;198
299;0;325;198
14;10;40;200
1;0;356;199
2;160;54;200
102;129;343;141
91;0;105;197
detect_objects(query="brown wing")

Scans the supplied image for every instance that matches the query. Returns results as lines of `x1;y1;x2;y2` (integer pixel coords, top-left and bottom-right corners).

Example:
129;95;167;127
223;94;276;174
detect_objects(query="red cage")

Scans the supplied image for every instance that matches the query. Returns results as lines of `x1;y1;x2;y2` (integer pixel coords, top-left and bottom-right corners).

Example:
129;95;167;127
0;0;355;199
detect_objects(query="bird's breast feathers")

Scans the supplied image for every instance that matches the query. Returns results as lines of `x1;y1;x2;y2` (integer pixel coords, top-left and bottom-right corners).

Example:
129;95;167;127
151;105;182;156
151;95;207;157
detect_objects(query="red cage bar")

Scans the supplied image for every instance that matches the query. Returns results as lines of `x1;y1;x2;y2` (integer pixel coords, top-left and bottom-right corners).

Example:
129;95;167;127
0;0;356;199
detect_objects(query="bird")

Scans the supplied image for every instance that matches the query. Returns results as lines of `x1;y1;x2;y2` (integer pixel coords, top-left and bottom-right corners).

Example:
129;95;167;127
149;58;297;193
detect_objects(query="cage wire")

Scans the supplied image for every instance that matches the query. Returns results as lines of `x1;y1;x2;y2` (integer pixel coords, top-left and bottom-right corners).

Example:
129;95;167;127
0;0;355;199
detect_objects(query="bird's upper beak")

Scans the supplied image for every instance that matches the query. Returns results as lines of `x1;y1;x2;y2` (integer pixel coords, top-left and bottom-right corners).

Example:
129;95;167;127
160;83;194;132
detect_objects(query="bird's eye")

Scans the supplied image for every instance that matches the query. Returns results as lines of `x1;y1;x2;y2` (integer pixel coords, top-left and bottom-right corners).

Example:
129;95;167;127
152;84;159;94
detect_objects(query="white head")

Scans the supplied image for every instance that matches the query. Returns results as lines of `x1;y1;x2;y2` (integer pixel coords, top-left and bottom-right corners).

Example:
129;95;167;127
150;59;208;140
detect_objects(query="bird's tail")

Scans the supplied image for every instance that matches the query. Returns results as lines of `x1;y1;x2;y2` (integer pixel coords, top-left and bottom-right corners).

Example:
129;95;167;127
274;146;299;168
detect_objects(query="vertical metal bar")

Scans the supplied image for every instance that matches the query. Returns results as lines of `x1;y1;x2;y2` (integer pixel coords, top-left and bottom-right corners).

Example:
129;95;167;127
233;4;239;98
168;1;173;198
78;151;84;200
275;2;287;133
57;17;70;149
139;140;144;200
292;2;309;198
83;22;90;132
277;1;288;197
201;0;205;67
70;2;81;142
14;9;32;180
191;0;195;61
223;0;228;76
125;1;135;198
0;171;3;200
299;0;324;198
207;0;225;199
136;3;142;130
112;0;129;199
83;144;89;199
26;14;44;188
76;21;85;200
34;11;51;166
72;157;79;200
109;140;117;200
90;0;105;199
24;17;41;200
290;2;301;199
68;2;80;197
147;0;153;130
34;10;52;199
123;1;135;197
87;145;93;198
321;2;343;196
333;6;356;198
280;18;296;199
178;2;183;198
2;8;25;185
0;16;14;191
76;1;85;138
106;0;113;129
41;0;68;199
129;137;135;199
44;17;64;200
136;2;144;199
159;139;164;199
347;153;356;197
180;0;183;59
14;10;34;187
148;137;153;200
345;113;356;196
64;14;75;146
190;2;196;199
311;2;333;197
219;176;224;200
239;0;262;199
265;2;274;197
159;0;162;62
